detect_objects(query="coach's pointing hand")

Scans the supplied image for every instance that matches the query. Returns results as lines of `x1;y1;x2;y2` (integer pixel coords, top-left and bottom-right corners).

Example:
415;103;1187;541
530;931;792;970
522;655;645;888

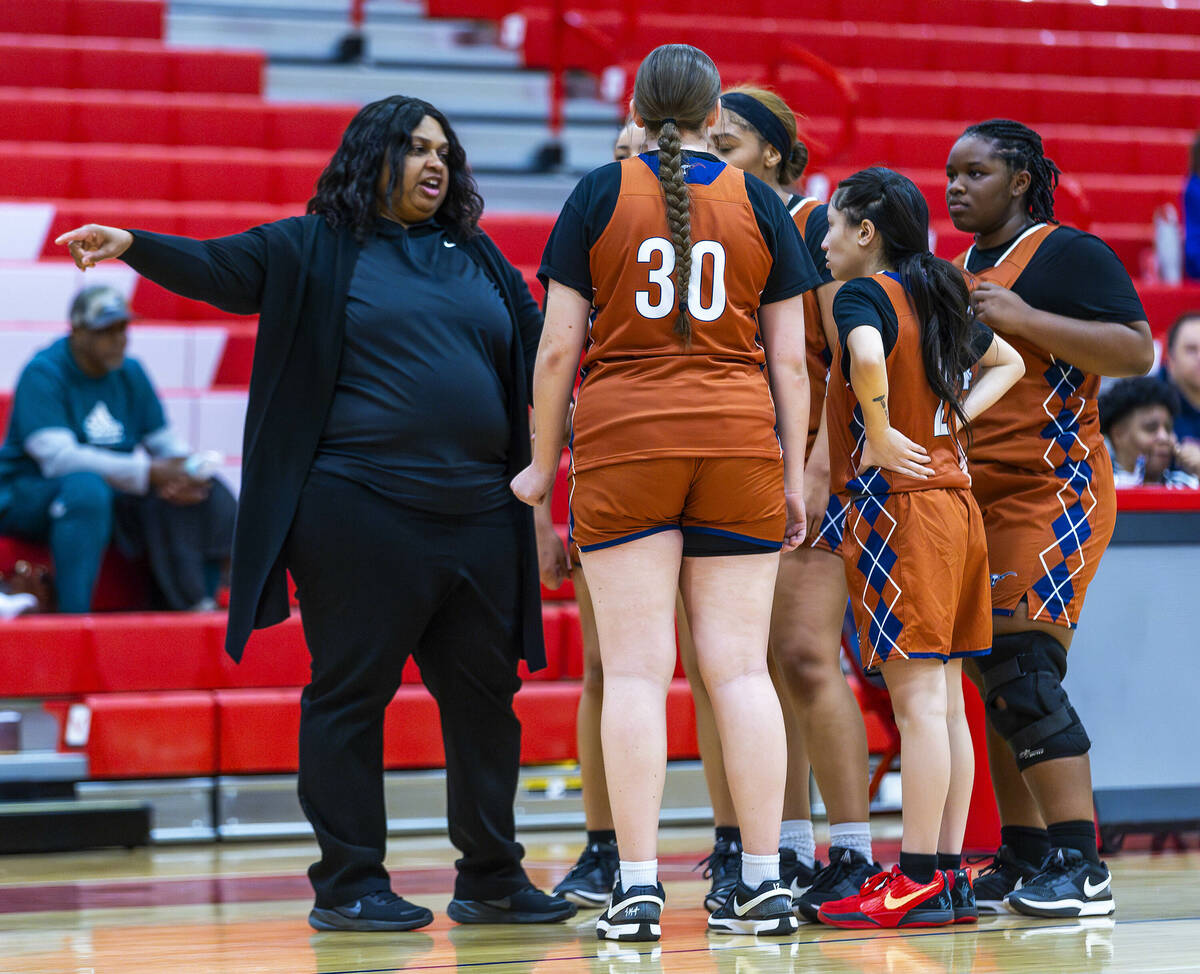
56;225;133;271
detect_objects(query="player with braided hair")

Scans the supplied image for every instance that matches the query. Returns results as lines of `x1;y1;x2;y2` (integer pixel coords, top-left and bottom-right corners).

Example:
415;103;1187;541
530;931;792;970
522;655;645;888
945;118;1154;918
512;43;821;939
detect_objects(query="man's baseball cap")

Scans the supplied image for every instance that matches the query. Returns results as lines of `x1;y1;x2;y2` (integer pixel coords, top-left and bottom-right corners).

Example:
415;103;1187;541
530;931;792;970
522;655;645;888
69;285;136;330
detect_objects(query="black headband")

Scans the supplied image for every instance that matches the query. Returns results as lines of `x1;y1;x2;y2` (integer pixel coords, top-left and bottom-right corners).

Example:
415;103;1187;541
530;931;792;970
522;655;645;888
719;93;792;162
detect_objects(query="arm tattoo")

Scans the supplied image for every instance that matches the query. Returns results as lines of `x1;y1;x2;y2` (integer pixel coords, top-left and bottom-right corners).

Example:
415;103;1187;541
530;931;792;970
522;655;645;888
871;394;888;420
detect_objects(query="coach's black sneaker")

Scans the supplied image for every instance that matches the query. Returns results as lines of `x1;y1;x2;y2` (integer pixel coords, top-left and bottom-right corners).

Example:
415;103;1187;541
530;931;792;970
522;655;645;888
707;879;799;936
969;845;1040;913
945;869;978;923
795;846;879;923
555;841;619;907
779;848;820;901
1005;847;1115;918
697;837;742;911
595;879;665;942
448;884;576;924
308;890;434;931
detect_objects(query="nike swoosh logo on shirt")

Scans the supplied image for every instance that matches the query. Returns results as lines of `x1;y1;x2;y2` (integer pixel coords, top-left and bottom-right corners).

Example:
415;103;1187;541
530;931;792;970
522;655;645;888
883;882;939;911
443;240;457;248
1083;875;1111;898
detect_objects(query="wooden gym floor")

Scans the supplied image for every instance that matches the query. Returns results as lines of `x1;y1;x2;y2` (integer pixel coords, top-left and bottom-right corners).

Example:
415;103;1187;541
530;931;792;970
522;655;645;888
0;826;1196;973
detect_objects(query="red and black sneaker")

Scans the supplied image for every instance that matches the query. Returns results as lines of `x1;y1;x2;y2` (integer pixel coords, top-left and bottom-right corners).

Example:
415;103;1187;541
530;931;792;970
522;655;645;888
817;865;953;929
945;868;978;923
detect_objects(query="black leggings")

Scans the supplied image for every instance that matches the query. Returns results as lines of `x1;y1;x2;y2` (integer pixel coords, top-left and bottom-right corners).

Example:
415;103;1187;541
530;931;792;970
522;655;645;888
286;469;529;907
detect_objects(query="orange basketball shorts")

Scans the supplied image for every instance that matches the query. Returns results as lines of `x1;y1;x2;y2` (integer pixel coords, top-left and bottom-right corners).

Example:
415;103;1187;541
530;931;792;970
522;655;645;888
840;486;991;671
569;455;786;556
970;456;1116;631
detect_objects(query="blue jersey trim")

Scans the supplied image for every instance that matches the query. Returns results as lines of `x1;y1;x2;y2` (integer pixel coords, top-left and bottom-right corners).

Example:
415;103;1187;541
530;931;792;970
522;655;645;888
637;151;727;186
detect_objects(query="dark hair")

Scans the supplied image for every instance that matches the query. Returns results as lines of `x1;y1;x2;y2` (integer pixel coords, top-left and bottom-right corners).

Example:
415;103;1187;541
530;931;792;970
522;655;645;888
830;166;976;439
961;119;1062;225
307;96;483;243
1098;377;1181;437
1166;310;1200;353
720;86;808;185
633;44;721;343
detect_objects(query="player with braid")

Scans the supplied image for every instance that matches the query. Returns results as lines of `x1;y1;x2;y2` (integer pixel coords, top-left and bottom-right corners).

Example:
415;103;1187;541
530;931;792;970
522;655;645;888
945;119;1153;917
709;85;879;918
552;115;744;915
512;43;820;940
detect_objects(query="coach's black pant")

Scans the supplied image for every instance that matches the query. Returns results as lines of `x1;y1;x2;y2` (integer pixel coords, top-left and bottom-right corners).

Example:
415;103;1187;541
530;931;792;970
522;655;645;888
286;469;529;908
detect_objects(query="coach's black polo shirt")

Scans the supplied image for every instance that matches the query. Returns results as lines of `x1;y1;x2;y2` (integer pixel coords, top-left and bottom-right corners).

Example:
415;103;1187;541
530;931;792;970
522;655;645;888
313;217;514;515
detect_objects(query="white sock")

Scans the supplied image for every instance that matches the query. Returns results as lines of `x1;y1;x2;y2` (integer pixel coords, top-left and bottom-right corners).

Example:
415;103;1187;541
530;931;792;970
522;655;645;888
740;851;780;887
829;821;873;863
619;858;658;889
780;819;816;868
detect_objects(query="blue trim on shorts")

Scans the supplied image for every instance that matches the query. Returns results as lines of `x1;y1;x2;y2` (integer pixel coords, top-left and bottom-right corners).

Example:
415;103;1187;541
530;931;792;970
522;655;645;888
992;608;1015;617
680;525;782;549
577;524;679;552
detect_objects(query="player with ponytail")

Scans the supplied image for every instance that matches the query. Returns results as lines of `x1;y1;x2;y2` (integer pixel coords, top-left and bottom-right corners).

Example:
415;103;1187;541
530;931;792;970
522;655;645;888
512;43;820;940
814;166;1024;930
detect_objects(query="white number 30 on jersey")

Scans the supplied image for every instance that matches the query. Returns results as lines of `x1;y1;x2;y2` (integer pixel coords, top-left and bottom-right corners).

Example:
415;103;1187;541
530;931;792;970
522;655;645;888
635;237;728;322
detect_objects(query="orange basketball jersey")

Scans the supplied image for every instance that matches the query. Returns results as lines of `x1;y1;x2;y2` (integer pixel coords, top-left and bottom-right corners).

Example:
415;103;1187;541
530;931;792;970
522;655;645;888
553;153;817;472
789;195;831;459
826;272;971;497
954;224;1105;473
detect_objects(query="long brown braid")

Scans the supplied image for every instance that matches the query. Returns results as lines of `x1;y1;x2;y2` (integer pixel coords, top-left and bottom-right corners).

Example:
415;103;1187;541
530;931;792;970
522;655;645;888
633;45;721;342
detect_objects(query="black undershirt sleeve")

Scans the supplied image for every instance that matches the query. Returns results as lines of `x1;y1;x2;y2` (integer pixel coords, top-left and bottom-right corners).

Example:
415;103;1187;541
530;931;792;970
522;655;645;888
745;175;821;304
833;278;899;375
538;163;622;300
803;204;835;286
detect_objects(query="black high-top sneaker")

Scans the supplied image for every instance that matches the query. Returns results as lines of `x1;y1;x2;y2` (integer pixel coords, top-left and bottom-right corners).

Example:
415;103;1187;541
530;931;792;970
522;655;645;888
779;847;820;901
697;837;742;912
554;841;619;907
969;845;1040;913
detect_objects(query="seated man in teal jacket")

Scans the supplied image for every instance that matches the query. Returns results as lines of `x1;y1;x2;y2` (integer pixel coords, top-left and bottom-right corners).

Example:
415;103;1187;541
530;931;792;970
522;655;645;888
0;286;236;612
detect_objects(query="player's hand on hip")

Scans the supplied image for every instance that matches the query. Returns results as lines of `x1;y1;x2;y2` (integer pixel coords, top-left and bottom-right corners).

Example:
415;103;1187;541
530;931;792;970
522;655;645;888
782;490;807;552
55;225;133;270
858;427;932;480
510;463;554;507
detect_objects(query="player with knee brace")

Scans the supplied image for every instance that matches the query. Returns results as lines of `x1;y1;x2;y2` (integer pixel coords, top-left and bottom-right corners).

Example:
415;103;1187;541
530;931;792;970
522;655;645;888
946;119;1154;918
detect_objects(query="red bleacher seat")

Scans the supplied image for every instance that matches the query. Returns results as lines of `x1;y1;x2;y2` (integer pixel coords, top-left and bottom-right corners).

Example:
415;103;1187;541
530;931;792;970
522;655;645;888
0;35;262;95
0;89;357;152
0;0;164;40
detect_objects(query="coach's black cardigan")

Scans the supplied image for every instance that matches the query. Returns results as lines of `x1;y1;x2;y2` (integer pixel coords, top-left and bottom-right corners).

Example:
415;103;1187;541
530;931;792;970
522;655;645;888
121;215;546;668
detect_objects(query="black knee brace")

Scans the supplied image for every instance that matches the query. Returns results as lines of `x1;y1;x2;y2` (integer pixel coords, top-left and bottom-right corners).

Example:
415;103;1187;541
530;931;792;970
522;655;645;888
976;631;1091;770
